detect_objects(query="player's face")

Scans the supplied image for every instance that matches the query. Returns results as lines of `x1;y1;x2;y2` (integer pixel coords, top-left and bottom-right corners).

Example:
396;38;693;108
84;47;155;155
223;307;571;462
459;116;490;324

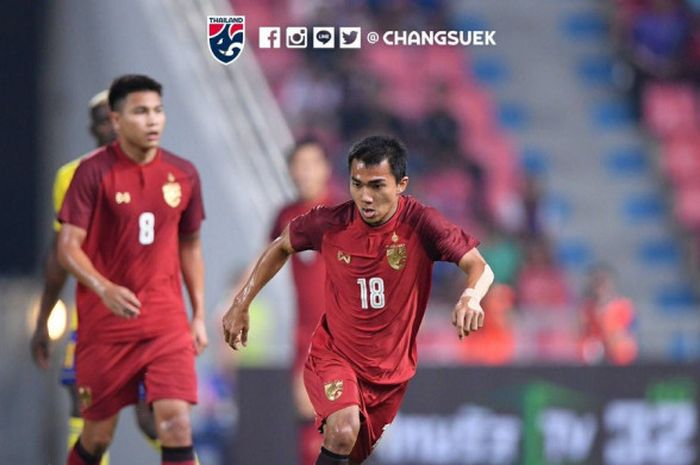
112;91;165;151
290;144;330;201
90;103;116;147
350;158;408;225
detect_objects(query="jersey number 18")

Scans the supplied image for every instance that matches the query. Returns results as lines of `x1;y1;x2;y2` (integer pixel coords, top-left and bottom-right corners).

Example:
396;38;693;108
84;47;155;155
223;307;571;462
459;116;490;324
357;277;385;309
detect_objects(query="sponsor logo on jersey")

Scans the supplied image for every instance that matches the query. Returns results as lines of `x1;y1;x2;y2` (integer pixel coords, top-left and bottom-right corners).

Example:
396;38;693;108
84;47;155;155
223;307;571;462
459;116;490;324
337;250;351;264
324;380;344;401
115;192;131;204
162;173;182;208
208;15;245;65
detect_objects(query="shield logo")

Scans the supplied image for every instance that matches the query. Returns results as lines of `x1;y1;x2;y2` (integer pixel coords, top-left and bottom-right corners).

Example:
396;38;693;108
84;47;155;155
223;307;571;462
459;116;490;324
78;386;92;410
386;243;407;270
162;173;182;208
324;380;344;401
208;16;245;65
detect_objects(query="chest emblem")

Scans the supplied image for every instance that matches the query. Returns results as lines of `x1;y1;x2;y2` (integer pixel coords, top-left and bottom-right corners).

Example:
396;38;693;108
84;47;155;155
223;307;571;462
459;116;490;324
162;173;182;208
386;231;407;271
324;380;344;401
337;250;351;264
115;192;131;204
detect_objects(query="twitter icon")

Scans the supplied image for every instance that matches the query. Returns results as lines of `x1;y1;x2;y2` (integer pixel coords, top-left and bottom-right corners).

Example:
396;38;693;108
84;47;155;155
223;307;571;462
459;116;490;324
339;27;361;48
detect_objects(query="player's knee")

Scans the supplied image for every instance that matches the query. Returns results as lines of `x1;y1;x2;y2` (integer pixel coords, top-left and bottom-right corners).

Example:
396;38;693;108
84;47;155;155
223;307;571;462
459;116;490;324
157;411;192;445
324;415;360;454
135;405;158;441
81;430;114;456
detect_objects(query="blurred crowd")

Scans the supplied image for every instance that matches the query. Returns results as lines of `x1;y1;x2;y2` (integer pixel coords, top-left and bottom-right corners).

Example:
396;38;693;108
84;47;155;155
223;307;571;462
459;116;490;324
612;0;700;278
225;0;639;367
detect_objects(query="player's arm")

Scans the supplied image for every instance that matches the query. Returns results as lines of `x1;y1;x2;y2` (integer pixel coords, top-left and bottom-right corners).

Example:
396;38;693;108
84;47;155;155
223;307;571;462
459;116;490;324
57;223;141;318
30;235;69;369
179;231;207;355
452;248;494;339
222;224;296;350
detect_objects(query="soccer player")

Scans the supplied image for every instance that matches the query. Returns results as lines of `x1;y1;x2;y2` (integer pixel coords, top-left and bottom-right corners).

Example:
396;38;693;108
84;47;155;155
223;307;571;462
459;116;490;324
31;90;117;464
223;135;494;464
270;138;335;465
57;74;207;465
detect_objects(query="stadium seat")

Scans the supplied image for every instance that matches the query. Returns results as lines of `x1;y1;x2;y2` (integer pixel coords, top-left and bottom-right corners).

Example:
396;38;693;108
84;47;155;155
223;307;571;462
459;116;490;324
661;132;700;187
643;83;699;139
674;184;700;231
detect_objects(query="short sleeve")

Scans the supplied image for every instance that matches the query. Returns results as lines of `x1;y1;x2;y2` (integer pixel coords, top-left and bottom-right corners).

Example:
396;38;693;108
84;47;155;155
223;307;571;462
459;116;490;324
179;168;205;234
289;206;326;252
52;159;81;232
418;207;479;263
58;160;99;231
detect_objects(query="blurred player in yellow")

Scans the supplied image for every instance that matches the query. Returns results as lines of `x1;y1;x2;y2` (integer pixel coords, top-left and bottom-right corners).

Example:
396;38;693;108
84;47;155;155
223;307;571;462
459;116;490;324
30;90;167;463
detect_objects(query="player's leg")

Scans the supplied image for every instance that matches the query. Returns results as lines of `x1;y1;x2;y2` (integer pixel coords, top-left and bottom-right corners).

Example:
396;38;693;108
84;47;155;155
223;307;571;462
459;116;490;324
66;414;119;465
152;399;196;465
293;366;324;465
145;330;198;465
134;383;160;449
64;327;111;465
303;352;364;465
319;405;361;463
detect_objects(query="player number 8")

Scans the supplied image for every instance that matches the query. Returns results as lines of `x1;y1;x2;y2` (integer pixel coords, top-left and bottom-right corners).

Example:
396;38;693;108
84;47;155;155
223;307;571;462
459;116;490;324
138;212;155;245
357;277;385;309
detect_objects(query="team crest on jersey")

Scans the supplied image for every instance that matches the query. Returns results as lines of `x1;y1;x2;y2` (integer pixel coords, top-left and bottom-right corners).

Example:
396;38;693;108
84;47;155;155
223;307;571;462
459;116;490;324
208;16;245;65
324;380;344;401
78;386;92;410
386;232;407;270
162;173;182;208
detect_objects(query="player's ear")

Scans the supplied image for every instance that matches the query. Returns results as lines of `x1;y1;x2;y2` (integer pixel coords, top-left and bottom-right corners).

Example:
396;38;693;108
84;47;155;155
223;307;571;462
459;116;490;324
397;176;409;194
109;111;120;133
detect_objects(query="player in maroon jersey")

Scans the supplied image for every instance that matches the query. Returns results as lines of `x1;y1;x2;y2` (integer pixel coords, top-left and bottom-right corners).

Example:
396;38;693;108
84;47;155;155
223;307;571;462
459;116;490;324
57;75;207;465
223;135;494;464
270;138;336;465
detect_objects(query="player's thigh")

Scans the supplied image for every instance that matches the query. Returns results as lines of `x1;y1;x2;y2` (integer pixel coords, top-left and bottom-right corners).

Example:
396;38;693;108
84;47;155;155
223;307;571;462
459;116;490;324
349;381;408;464
75;341;142;421
303;353;363;429
293;368;315;419
144;331;197;406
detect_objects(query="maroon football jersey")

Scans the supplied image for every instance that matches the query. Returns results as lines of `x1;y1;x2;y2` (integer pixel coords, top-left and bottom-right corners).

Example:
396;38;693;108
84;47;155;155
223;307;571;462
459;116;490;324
59;142;205;342
271;196;334;368
290;195;478;384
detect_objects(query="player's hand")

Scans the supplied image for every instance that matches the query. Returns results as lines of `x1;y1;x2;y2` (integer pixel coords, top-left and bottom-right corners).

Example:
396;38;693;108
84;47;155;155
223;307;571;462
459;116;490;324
451;295;484;340
191;316;208;355
30;326;51;369
99;283;141;319
222;299;249;351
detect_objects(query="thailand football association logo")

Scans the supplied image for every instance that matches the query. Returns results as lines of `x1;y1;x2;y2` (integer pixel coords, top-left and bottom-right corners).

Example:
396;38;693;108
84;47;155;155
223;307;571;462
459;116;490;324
207;15;245;65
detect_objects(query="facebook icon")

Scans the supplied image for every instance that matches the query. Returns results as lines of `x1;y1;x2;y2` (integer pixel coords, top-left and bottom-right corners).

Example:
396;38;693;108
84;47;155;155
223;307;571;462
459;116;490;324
258;27;281;48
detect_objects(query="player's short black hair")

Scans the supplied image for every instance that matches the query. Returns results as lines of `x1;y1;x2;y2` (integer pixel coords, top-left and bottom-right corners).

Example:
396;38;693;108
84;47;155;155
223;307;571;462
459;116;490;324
347;135;407;181
287;136;327;164
108;74;162;111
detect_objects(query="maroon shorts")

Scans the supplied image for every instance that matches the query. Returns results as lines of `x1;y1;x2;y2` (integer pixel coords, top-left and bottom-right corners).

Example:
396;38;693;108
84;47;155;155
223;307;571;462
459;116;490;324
75;330;197;421
303;348;407;464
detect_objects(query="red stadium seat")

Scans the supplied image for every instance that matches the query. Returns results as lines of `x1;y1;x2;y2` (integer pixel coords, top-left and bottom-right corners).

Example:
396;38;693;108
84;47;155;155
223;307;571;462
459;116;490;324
674;184;700;231
643;83;699;139
661;132;700;187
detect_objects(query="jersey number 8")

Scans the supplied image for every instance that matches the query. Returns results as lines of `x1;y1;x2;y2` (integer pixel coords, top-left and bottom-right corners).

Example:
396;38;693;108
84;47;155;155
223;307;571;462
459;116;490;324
139;212;155;245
